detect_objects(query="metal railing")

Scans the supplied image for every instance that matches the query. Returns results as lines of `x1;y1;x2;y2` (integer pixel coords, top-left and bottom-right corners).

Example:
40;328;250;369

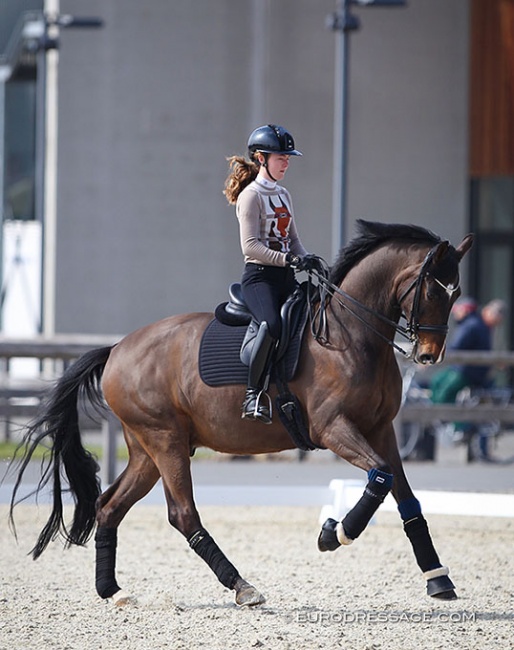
397;350;514;424
0;334;120;483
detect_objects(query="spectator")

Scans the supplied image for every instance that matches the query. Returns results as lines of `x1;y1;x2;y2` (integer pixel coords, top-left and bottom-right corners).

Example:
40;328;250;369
430;297;506;459
481;299;507;338
432;298;486;402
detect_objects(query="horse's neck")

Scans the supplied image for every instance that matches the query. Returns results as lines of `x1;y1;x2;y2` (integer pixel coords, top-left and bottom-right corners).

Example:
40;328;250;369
340;246;408;321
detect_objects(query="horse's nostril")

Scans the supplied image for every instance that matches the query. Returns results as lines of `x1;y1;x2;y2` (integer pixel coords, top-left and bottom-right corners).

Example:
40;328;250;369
419;354;436;365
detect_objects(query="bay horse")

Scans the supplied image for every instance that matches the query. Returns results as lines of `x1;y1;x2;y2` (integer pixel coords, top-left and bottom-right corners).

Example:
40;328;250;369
10;220;473;607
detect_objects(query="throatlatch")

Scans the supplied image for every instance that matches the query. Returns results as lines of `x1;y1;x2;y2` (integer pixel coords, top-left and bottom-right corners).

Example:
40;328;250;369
318;468;393;552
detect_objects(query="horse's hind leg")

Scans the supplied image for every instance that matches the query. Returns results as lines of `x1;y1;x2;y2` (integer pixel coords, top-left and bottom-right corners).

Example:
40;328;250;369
94;435;161;604
157;435;265;606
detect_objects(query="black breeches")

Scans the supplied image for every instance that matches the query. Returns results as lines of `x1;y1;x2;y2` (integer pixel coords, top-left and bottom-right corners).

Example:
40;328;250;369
241;263;296;340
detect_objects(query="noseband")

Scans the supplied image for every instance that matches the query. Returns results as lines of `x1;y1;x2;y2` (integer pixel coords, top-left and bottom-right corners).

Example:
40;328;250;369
306;244;459;359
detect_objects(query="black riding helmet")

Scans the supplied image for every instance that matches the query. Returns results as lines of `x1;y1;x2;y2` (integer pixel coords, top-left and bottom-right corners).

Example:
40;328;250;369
247;124;303;157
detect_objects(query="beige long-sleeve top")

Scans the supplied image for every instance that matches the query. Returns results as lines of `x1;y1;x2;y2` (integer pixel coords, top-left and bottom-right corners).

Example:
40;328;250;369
236;174;308;266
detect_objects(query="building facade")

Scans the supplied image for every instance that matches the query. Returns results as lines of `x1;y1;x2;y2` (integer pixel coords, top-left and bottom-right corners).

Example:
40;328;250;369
0;0;512;348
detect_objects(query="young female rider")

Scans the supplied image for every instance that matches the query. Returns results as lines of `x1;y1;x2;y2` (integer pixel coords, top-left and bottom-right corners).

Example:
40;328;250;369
224;124;317;424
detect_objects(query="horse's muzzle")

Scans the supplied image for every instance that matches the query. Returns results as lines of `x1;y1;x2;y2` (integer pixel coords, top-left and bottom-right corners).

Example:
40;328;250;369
415;342;446;365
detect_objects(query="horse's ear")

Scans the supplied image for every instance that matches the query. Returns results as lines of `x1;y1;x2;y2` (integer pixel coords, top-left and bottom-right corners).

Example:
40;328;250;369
432;240;450;264
455;234;474;260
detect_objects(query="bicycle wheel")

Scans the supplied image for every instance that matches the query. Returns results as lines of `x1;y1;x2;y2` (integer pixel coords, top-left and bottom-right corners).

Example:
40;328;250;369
468;423;514;465
397;421;421;460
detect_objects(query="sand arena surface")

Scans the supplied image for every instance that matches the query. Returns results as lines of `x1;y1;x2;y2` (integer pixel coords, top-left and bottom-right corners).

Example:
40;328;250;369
1;504;513;650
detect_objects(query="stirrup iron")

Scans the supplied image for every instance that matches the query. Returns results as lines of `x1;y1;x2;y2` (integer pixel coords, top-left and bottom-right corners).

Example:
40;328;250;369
242;389;272;424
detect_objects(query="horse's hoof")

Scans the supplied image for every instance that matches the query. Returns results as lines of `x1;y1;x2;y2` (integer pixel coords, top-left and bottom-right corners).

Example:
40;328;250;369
427;575;457;600
431;589;458;600
317;518;342;552
111;589;137;606
234;579;266;607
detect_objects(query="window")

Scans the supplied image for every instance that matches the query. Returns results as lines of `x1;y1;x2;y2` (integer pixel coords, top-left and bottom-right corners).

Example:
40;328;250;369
3;79;37;220
470;178;514;351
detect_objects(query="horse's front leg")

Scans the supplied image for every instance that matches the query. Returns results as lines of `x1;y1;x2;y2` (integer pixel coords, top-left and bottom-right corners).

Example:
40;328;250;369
158;436;265;607
316;417;395;551
317;419;456;600
383;436;457;600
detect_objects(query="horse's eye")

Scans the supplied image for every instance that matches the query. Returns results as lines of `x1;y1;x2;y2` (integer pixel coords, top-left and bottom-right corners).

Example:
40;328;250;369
426;280;447;301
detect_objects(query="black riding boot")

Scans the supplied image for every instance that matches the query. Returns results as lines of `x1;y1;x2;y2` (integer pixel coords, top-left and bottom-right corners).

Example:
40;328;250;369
242;322;276;424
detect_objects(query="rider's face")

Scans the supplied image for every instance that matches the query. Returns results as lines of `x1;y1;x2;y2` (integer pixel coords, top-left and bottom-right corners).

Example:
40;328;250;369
259;153;290;181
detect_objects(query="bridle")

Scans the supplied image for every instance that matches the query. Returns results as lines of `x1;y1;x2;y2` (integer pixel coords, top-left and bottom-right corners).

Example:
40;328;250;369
397;245;459;338
306;245;460;360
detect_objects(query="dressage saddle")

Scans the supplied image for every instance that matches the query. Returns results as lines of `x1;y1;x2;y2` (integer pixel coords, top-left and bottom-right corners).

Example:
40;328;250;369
216;282;307;366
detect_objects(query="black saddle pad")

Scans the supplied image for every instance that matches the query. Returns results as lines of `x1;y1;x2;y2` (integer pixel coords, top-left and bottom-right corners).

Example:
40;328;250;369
199;312;307;388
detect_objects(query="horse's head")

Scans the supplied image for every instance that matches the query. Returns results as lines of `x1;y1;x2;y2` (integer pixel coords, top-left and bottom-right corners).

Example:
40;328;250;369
398;234;474;365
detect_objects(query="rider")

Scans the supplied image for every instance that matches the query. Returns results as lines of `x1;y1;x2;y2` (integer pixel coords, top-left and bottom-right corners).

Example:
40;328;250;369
223;124;317;424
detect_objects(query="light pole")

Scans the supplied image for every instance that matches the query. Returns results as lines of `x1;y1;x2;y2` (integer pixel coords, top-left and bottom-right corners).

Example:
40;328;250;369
23;4;103;336
327;0;406;260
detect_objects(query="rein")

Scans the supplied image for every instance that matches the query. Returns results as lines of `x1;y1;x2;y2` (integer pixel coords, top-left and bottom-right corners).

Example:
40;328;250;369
305;247;458;359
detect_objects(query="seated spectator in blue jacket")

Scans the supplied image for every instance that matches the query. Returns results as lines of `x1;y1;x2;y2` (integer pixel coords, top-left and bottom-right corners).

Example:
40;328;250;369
430;297;506;458
431;298;506;401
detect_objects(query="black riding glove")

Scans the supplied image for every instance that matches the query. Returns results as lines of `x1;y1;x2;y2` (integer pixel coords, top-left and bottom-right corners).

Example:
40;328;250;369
286;253;318;272
301;254;321;271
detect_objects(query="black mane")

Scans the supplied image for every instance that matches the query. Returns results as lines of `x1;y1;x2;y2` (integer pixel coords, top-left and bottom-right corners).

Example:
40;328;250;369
329;220;442;286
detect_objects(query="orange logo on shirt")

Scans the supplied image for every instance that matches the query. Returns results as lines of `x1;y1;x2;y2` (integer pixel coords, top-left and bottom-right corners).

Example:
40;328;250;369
268;197;291;251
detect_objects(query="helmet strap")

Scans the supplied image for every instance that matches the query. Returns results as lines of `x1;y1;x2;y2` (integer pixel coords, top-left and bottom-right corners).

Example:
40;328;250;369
259;153;277;182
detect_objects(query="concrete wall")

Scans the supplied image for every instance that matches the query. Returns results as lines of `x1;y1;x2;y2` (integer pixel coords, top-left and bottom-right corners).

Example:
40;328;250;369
55;0;469;335
347;0;469;246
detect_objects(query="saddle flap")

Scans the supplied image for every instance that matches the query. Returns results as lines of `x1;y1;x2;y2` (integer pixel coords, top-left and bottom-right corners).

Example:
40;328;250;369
240;320;260;366
238;285;307;368
275;287;306;360
199;286;309;388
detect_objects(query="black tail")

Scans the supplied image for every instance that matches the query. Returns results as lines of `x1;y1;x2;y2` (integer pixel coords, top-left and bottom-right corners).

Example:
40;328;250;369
9;346;113;559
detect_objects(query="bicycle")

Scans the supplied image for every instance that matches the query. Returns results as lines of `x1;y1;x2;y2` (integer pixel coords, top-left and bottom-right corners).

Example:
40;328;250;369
397;367;514;465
